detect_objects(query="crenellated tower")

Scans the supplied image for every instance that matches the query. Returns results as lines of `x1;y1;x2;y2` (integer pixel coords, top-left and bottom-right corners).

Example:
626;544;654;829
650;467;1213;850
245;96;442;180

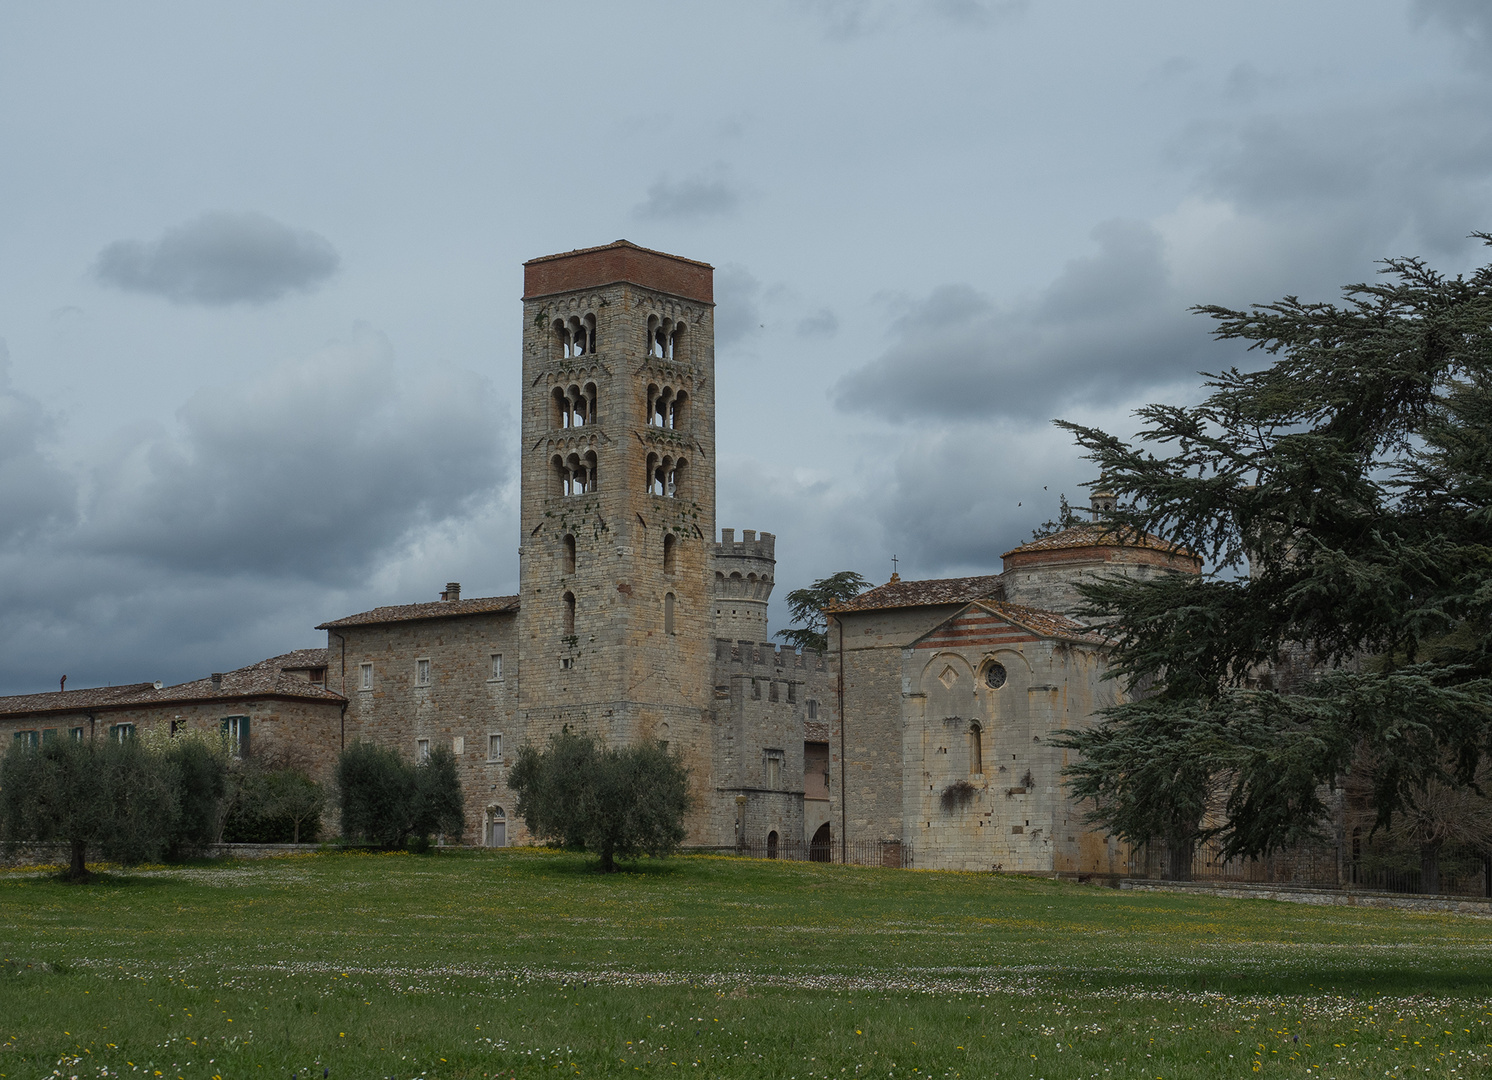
515;241;718;836
712;529;775;643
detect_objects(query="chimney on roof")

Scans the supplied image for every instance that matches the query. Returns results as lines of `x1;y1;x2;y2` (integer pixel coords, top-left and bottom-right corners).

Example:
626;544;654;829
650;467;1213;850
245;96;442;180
441;582;461;602
60;675;67;692
1090;492;1116;521
211;672;223;690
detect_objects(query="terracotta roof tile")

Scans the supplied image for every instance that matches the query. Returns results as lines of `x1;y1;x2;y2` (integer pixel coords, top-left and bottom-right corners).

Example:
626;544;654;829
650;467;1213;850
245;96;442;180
827;574;1004;614
317;594;520;629
523;239;713;270
1002;522;1195;560
804;720;831;742
0;650;343;718
970;600;1107;644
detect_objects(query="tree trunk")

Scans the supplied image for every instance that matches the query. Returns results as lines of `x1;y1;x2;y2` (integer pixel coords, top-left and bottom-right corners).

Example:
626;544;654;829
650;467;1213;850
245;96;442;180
1420;841;1442;894
292;820;300;844
68;838;88;881
599;841;615;873
1166;837;1193;882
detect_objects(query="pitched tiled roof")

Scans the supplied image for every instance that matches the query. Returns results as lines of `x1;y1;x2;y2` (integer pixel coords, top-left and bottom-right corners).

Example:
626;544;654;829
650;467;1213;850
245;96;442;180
317;594;520;630
827;574;1004;614
971;600;1107;645
804;720;831;742
524;239;713;270
0;650;344;718
1002;522;1196;560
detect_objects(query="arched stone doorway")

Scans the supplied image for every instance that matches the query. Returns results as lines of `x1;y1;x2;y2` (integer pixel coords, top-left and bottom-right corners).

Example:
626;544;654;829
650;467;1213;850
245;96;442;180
486;805;507;847
810;822;831;862
767;830;779;859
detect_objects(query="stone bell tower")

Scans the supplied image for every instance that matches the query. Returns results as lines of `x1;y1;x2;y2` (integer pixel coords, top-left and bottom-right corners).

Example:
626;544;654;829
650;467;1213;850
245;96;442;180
515;241;717;834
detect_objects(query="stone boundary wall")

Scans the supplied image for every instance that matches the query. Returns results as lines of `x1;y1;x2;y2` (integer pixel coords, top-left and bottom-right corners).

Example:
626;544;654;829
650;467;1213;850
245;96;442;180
2;842;333;868
1121;878;1492;916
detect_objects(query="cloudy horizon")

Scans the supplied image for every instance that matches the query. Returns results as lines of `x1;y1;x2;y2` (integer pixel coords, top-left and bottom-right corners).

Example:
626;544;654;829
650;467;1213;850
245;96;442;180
1;1;1489;694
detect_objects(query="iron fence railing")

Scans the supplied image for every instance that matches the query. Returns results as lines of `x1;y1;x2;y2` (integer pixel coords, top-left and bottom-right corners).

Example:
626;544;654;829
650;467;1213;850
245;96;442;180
723;838;913;868
1165;839;1492;897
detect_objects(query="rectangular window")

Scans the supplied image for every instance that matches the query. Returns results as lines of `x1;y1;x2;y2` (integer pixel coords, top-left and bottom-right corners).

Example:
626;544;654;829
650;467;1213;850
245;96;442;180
807;700;819;720
109;723;136;743
787;682;797;704
416;658;431;687
489;653;503;680
769;681;780;703
488;733;503;761
765;751;783;788
416;738;430;763
13;730;38;748
220;716;249;757
69;727;84;741
452;735;464;756
751;679;761;701
559;656;573;670
359;662;373;691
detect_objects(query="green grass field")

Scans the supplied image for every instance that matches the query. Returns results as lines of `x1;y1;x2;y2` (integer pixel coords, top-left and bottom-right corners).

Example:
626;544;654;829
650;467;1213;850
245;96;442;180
1;850;1489;1079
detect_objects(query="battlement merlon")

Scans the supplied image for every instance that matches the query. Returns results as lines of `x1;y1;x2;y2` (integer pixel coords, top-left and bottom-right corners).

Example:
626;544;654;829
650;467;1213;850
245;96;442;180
712;637;830;672
713;528;776;560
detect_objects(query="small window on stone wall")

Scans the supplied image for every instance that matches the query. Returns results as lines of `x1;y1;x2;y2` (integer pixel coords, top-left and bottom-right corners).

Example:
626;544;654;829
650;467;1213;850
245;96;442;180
664;591;676;635
360;662;373;691
563;533;576;574
663;533;676;575
769;680;780;703
416;658;431;687
969;722;983;776
808;699;819;720
488;733;503;761
765;751;783;788
787;682;797;704
563;591;576;635
490;653;503;680
416;738;430;763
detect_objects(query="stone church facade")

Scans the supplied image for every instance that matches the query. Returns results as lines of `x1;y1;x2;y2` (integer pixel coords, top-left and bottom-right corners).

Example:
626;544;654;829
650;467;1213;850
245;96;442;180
0;241;1200;873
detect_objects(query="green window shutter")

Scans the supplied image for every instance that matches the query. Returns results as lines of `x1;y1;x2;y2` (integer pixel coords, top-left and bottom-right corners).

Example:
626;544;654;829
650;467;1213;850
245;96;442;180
239;715;249;755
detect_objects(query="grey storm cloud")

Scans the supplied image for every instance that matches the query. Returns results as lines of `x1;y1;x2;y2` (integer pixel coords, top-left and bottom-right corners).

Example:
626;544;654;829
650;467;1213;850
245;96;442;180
833;219;1218;423
1194;85;1492;260
634;173;741;221
1415;0;1492;67
796;308;840;338
713;264;765;346
93;211;340;305
77;326;508;579
0;341;77;546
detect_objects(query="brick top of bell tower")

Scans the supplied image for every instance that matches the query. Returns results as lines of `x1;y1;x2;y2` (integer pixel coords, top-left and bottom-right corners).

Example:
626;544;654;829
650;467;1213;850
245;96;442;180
523;240;714;304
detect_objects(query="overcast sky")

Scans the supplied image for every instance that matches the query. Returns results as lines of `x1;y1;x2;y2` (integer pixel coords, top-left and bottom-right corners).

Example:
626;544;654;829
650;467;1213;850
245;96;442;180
2;1;1490;694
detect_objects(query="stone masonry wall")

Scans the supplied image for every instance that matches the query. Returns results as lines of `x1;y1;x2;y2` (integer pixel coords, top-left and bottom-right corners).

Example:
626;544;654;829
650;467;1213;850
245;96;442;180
708;639;835;848
516;267;720;843
829;605;968;849
330;610;520;845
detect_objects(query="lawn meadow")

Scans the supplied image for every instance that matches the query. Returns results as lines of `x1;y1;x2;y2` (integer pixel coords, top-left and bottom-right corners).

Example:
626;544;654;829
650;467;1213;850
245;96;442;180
1;851;1489;1079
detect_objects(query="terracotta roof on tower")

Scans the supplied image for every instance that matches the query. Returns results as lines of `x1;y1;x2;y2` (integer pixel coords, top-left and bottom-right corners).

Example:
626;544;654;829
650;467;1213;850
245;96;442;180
827;574;1004;614
316;594;520;629
1002;523;1195;560
523;239;714;270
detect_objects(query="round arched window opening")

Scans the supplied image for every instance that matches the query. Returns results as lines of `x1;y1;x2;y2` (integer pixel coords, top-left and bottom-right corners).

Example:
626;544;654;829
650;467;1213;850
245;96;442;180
984;662;1007;689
